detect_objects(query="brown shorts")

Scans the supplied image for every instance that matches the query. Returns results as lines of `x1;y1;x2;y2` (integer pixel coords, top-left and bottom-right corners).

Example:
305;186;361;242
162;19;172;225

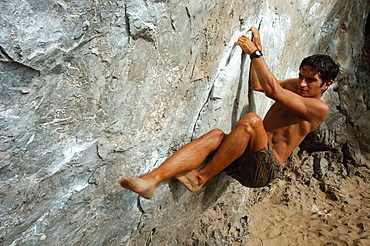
223;143;281;188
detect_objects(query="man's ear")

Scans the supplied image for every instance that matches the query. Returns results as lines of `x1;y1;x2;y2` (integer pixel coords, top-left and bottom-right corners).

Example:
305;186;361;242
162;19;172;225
323;80;334;90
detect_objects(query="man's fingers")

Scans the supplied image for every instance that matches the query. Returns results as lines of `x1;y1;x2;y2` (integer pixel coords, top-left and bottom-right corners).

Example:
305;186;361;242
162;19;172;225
246;26;260;41
251;30;260;40
238;35;250;42
247;26;262;50
248;26;257;32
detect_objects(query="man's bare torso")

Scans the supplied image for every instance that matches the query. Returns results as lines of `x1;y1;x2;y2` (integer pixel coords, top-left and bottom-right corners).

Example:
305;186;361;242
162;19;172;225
261;78;327;165
263;102;312;164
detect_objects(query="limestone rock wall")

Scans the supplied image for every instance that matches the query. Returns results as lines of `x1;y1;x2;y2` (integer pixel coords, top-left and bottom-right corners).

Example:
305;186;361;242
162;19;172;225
1;0;369;245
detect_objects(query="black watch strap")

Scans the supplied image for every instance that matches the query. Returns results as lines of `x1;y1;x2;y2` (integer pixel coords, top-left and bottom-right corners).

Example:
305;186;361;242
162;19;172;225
250;50;263;59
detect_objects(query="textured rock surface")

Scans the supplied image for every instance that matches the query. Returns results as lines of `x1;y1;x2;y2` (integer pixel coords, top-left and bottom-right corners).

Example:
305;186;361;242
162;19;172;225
0;0;369;245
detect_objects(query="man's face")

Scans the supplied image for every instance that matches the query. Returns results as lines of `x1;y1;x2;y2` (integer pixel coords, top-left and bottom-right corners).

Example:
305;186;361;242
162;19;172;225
297;65;327;98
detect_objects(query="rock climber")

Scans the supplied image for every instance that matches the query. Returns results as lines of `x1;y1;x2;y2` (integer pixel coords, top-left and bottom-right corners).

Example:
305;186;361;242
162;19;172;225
120;26;340;199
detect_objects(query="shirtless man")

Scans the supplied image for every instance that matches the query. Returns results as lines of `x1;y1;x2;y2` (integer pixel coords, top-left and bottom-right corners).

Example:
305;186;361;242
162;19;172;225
120;27;339;199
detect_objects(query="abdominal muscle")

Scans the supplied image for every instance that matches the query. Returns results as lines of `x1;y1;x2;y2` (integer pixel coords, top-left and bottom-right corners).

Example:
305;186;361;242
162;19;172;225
267;128;306;165
263;104;312;165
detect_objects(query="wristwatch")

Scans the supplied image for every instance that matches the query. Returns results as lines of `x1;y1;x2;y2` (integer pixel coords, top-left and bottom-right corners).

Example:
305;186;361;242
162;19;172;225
250;50;263;59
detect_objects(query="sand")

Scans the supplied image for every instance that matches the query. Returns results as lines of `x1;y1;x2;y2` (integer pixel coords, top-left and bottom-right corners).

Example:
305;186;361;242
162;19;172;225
248;174;370;246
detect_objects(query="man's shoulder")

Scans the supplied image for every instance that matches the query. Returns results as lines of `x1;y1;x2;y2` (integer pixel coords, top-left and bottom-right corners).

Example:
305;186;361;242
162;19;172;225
300;97;329;130
313;98;330;117
281;92;329;129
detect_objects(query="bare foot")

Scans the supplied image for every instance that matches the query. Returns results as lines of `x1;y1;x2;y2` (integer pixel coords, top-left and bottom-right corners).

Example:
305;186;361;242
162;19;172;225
175;170;204;192
120;177;157;199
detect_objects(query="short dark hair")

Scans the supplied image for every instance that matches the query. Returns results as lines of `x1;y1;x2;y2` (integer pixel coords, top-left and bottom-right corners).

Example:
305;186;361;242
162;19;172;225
299;54;340;83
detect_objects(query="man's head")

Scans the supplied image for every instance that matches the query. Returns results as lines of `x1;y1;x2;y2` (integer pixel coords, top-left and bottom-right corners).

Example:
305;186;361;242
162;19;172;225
299;54;339;83
298;54;339;97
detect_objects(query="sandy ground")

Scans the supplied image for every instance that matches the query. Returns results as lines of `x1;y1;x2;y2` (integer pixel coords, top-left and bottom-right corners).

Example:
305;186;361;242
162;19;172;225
248;174;370;246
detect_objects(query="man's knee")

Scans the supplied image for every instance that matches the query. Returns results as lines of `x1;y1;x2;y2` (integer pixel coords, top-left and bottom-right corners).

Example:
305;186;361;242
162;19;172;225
191;129;224;153
207;129;225;142
198;129;225;147
234;113;263;133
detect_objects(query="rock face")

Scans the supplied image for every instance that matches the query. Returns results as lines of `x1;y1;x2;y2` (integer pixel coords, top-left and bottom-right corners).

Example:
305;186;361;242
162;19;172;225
0;0;369;245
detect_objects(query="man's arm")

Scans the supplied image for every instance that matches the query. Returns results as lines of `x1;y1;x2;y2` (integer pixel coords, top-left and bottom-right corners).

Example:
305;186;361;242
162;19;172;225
247;27;265;92
245;28;297;93
249;62;264;92
250;64;297;93
254;56;329;128
237;28;329;126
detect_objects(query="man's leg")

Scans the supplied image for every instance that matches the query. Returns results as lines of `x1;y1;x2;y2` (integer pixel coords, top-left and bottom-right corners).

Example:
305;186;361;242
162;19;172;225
120;129;225;199
176;112;269;191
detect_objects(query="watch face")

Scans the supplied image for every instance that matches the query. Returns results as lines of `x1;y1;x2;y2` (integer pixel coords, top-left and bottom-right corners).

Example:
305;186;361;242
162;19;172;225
250;50;263;59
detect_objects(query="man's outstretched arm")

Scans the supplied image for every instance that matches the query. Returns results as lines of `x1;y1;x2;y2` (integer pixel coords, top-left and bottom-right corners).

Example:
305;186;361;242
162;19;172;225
250;62;297;92
244;27;297;93
238;29;283;97
237;27;330;126
246;27;264;92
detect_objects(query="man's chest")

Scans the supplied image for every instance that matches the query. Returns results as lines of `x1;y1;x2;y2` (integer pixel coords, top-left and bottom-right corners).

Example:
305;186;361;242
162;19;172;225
263;103;307;132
